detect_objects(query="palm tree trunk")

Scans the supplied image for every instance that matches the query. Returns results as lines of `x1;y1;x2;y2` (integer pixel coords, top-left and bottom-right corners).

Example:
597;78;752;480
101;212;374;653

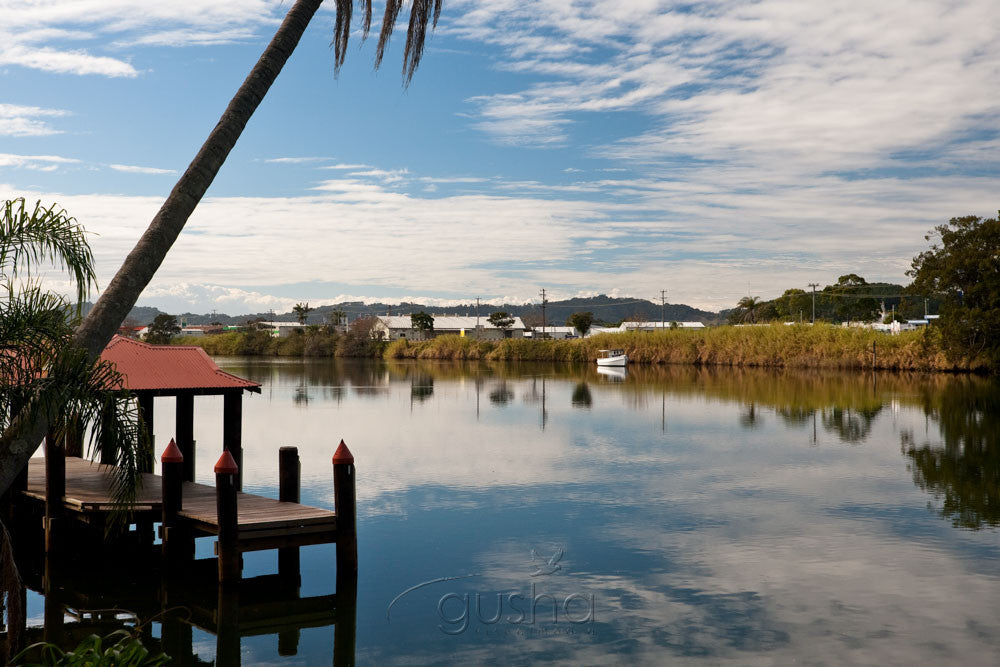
0;0;324;495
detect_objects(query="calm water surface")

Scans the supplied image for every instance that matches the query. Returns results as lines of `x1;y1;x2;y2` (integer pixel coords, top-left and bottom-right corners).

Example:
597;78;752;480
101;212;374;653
26;359;1000;664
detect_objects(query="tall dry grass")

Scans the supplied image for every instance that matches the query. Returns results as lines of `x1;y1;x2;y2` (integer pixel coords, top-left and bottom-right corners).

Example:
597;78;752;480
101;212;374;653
384;325;983;372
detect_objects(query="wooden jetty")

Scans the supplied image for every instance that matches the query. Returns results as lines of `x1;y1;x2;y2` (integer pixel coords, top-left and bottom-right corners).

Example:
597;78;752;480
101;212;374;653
5;336;358;586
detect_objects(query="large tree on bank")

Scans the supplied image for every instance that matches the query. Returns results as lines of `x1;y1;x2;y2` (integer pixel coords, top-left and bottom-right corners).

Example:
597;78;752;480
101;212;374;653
0;0;444;495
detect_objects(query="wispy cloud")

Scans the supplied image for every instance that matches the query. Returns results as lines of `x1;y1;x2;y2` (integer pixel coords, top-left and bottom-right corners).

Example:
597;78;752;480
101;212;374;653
450;0;1000;178
264;156;335;164
107;163;176;175
320;163;373;170
0;153;80;171
0;0;281;77
15;162;998;312
0;103;70;137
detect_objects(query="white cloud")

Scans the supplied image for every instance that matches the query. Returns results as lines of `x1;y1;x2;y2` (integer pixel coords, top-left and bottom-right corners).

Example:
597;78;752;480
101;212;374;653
0;0;281;77
108;163;177;175
0;153;80;170
450;0;1000;177
264;156;335;164
0;103;70;137
14;163;997;313
0;44;137;77
320;163;374;170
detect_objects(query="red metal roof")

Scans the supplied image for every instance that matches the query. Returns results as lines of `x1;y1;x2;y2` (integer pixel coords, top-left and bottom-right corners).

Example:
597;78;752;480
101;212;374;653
100;336;260;393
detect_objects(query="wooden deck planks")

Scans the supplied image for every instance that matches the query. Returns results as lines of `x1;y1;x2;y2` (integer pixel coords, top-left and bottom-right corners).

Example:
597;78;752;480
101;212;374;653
24;457;337;539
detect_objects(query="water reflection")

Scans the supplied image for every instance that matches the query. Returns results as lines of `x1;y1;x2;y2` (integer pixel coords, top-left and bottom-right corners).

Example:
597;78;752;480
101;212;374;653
76;358;999;664
6;542;357;666
571;383;593;409
902;376;1000;529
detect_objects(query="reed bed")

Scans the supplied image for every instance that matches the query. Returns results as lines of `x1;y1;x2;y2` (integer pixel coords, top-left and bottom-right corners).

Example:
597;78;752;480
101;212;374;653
384;325;982;372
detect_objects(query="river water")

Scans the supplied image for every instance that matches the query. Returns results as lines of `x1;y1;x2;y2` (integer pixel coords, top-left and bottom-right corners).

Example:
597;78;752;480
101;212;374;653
23;359;1000;664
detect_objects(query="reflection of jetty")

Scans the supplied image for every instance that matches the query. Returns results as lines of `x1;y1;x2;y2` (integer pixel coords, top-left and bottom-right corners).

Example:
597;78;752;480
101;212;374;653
3;542;356;665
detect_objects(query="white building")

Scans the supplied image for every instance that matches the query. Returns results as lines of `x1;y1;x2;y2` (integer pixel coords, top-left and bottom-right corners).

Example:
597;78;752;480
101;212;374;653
528;326;578;339
257;321;308;337
619;321;706;331
373;315;526;341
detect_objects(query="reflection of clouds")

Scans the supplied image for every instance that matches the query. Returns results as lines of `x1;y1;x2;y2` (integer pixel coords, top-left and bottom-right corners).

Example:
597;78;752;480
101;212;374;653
140;361;1000;663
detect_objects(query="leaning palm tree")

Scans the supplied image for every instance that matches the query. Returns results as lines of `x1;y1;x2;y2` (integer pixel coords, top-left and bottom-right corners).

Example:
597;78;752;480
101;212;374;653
0;1;443;494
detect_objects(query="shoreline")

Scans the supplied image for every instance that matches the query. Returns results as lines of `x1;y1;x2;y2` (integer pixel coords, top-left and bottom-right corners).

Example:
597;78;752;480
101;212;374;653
175;324;988;373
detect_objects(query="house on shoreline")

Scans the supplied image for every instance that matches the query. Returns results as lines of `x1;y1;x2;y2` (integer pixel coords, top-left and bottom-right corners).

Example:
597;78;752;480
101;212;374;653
373;315;527;341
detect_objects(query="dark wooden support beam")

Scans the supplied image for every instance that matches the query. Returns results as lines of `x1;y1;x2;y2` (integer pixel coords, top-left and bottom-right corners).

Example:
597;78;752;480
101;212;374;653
44;430;65;553
334;582;358;667
223;391;243;490
99;400;117;465
64;413;83;458
216;585;241;667
176;393;196;482
215;450;241;585
137;393;155;473
42;555;64;646
332;440;358;600
278;446;301;586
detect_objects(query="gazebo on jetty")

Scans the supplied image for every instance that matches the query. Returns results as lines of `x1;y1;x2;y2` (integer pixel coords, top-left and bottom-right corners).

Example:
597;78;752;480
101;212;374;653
98;335;262;484
8;335;357;591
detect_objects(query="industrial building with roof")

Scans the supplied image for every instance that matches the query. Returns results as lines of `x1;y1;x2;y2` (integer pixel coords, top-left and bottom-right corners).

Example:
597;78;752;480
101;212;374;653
372;315;526;341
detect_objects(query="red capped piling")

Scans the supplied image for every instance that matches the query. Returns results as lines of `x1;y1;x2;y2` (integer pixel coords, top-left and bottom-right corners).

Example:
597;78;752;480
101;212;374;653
215;449;240;584
333;440;358;595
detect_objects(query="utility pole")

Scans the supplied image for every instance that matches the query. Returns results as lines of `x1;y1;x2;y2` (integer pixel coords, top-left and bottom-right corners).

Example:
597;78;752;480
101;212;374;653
476;296;480;340
924;298;929;318
808;283;819;325
660;289;667;329
540;288;548;338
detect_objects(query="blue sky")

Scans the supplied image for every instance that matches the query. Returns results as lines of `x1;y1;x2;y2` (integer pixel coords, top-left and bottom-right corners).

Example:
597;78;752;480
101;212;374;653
2;0;998;314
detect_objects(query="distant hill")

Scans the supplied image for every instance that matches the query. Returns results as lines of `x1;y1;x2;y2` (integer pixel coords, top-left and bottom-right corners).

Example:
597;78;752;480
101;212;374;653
86;295;724;328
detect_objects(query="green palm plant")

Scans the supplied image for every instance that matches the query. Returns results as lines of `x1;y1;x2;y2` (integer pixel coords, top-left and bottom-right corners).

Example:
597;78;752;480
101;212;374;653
733;296;763;324
293;302;313;325
1;198;150;652
1;199;147;500
0;1;442;495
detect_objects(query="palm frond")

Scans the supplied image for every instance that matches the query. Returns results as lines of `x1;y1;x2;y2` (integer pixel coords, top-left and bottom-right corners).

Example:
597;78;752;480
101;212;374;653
333;0;441;84
1;198;97;306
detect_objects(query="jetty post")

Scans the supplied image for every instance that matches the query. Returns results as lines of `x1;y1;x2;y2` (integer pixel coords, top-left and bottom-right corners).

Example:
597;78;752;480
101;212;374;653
278;446;301;584
176;393;196;482
332;440;358;596
223;390;243;490
215;450;241;584
43;429;65;553
160;438;185;569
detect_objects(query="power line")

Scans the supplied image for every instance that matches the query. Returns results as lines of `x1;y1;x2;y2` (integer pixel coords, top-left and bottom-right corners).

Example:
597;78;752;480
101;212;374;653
808;283;819;324
540;288;547;336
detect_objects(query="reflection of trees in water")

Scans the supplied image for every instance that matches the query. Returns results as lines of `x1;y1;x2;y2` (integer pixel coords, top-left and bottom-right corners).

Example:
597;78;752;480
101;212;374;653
489;381;514;406
293;383;310;405
774;405;812;426
820;406;882;443
571;382;593;409
902;377;1000;529
738;402;761;429
411;374;434;403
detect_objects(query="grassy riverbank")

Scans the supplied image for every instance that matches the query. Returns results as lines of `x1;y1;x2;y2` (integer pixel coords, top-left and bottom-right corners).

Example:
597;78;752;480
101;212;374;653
173;324;986;371
385;324;984;372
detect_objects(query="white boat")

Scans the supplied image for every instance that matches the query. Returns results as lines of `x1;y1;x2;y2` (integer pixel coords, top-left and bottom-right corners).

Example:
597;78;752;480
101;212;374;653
596;348;628;367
